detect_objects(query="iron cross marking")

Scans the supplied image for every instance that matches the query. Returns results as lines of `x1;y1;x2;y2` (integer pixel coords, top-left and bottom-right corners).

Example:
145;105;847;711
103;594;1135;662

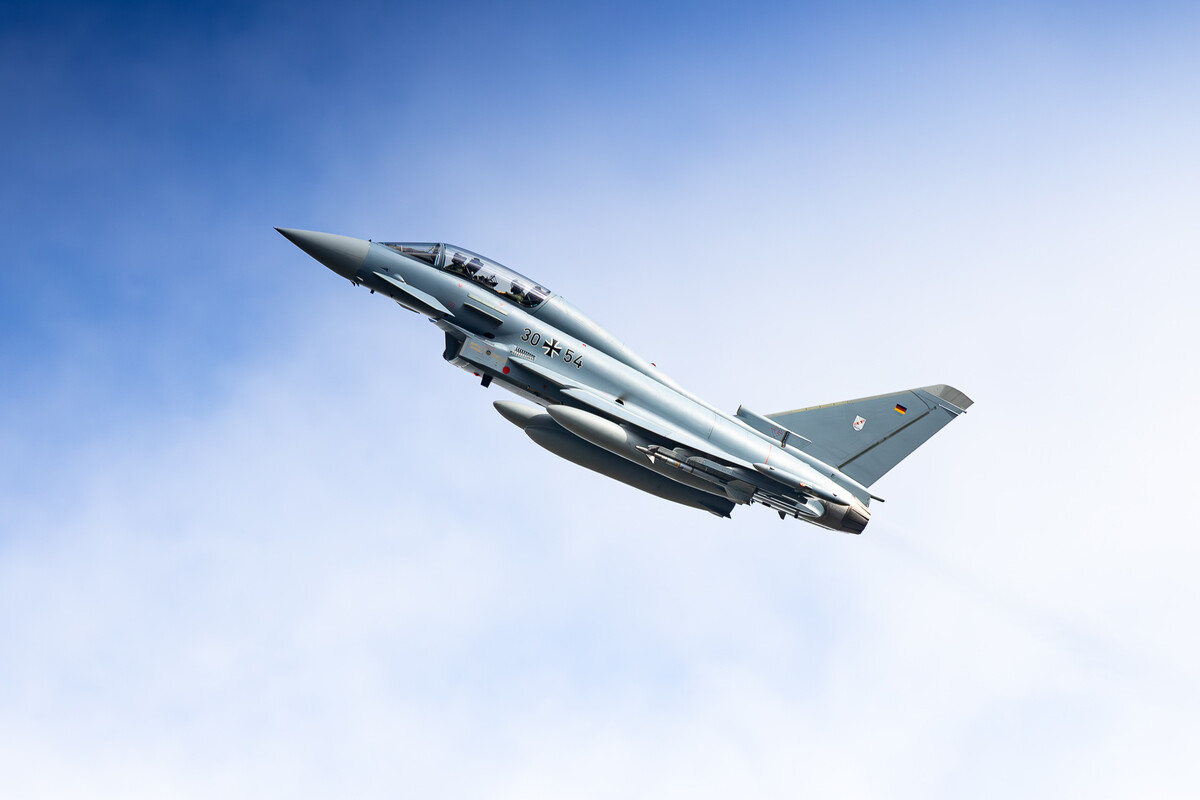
543;338;562;358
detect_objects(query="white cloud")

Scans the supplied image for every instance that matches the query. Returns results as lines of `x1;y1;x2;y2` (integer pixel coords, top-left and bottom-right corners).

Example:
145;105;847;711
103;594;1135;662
5;6;1200;797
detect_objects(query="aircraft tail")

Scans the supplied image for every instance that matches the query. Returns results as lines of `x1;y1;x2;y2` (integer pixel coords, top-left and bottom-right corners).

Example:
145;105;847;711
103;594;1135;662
766;385;972;487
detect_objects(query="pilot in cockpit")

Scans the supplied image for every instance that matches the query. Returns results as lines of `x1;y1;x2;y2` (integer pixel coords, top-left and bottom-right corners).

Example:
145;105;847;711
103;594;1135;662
447;251;471;276
467;258;498;287
506;280;529;302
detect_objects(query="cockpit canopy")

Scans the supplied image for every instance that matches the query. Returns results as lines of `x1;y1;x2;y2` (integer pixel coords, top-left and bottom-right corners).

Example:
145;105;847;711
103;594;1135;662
382;242;551;309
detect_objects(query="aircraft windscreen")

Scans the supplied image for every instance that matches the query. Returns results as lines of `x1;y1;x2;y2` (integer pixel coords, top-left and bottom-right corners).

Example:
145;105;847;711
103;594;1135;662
382;242;441;265
443;246;551;309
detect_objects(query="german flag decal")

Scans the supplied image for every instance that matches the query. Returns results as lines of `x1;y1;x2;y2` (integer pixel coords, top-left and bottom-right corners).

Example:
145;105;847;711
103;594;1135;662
894;404;907;414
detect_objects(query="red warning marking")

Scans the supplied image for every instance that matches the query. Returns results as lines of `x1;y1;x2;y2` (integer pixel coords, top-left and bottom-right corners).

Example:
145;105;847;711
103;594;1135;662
502;366;510;374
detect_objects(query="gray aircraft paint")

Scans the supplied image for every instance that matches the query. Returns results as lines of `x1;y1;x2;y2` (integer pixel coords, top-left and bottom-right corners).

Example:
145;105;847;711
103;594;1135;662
279;228;972;533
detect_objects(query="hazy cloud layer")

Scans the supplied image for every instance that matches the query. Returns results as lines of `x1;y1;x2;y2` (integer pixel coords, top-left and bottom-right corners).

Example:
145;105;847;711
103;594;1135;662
3;2;1199;797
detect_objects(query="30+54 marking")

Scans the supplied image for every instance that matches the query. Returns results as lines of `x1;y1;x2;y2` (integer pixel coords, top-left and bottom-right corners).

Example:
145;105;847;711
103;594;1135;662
521;328;583;368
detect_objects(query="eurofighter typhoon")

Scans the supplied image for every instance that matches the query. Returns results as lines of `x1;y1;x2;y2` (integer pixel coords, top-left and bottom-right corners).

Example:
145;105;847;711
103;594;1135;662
279;228;972;533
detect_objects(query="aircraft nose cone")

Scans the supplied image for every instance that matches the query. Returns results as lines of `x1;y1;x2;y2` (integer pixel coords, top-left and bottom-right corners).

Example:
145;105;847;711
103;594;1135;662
276;228;369;280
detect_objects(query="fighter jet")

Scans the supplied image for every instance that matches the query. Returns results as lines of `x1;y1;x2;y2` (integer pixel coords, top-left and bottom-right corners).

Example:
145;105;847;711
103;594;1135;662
278;228;972;533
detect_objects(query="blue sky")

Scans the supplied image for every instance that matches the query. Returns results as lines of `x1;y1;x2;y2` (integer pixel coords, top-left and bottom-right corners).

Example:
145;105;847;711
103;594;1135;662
3;1;1200;797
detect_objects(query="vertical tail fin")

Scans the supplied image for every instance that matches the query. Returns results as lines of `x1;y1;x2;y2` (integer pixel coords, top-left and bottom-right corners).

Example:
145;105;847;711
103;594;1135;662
766;384;972;487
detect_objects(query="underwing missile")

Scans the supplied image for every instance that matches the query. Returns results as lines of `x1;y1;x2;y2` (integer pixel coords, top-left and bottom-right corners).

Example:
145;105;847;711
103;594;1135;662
753;463;854;507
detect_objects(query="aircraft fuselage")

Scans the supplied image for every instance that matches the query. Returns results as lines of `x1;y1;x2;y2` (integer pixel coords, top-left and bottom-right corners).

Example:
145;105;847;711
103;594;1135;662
279;228;971;532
